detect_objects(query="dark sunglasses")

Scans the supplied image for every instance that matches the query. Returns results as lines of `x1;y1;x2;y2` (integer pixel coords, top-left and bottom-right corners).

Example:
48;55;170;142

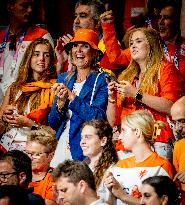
9;34;17;51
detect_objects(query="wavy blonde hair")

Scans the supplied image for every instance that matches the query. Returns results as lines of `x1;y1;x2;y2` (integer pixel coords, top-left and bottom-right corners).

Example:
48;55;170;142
118;27;165;95
9;38;56;114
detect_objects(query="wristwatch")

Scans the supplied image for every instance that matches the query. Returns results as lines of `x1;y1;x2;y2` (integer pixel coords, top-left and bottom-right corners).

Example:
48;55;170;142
31;123;40;130
135;91;143;102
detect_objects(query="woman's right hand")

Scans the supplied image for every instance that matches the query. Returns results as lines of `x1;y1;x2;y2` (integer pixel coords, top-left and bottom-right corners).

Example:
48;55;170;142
52;83;69;100
2;105;17;124
108;81;117;101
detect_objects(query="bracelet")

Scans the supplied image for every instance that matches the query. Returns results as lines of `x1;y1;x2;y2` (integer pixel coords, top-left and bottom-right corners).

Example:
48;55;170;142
108;97;116;103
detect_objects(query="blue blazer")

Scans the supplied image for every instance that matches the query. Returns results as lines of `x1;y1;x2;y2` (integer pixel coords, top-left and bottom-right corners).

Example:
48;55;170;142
48;71;108;160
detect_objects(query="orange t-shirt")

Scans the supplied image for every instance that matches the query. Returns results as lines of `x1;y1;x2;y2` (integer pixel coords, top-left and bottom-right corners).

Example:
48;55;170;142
111;152;174;204
173;138;185;191
29;172;55;201
115;61;182;143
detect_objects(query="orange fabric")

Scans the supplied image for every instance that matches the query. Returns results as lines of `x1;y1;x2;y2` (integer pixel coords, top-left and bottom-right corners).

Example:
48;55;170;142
29;172;55;201
117;152;174;178
173;139;185;191
102;22;131;67
0;25;49;43
21;79;56;124
115;61;182;143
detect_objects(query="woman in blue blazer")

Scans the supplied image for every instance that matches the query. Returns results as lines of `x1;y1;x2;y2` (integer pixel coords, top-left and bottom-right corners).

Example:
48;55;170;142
48;29;109;167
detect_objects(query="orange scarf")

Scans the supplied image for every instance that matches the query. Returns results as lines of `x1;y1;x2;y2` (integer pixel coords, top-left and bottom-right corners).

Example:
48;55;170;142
21;79;56;124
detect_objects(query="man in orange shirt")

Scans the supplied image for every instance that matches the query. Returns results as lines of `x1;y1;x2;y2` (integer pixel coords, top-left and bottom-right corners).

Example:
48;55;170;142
171;97;185;192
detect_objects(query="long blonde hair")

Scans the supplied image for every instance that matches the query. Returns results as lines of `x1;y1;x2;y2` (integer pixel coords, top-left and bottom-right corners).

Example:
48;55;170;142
9;38;56;114
119;28;165;95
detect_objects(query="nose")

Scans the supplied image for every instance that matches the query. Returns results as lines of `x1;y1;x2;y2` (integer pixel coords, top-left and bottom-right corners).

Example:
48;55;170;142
158;16;164;25
139;197;145;205
27;5;33;14
57;191;64;201
74;15;80;24
176;123;183;133
39;54;45;61
80;137;86;145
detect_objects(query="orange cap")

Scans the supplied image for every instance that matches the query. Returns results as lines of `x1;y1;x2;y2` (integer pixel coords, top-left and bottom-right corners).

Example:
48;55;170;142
64;28;99;53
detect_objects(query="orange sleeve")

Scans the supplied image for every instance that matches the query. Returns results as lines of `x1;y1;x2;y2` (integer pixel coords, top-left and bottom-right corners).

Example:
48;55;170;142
159;61;183;102
101;22;131;67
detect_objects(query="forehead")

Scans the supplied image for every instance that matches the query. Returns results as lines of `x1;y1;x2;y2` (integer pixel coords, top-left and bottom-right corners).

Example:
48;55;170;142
0;160;14;171
75;4;93;15
14;0;34;5
26;141;46;151
34;44;50;51
131;30;146;40
82;125;97;135
160;6;175;16
56;177;74;188
171;106;185;121
141;184;156;194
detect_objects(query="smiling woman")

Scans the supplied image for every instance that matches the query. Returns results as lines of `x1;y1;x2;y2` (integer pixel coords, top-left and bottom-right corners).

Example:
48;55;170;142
48;28;109;167
106;27;183;162
0;38;56;152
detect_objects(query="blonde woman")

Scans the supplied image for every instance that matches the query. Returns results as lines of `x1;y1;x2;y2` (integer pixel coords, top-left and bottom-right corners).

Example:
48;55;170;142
0;38;56;152
106;27;182;161
104;110;174;205
48;29;108;166
26;126;57;205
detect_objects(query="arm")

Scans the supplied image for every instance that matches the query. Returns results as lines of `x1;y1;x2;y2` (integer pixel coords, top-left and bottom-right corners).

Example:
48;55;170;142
116;80;173;115
106;81;117;127
100;11;131;66
104;172;140;205
55;34;73;74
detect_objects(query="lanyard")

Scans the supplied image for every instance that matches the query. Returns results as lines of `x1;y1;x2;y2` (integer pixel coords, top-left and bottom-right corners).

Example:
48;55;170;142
0;25;27;75
163;42;180;70
145;17;152;28
0;25;27;52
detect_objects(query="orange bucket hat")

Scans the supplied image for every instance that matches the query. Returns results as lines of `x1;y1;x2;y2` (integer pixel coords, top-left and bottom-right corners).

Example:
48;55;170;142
64;28;100;54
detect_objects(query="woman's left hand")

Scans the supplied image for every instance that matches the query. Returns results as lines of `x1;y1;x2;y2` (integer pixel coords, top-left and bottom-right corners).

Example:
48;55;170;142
116;80;137;98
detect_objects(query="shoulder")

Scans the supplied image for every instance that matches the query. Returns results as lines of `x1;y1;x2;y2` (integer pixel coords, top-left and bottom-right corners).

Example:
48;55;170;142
159;60;176;74
57;72;69;82
174;138;185;148
27;192;45;205
116;157;134;168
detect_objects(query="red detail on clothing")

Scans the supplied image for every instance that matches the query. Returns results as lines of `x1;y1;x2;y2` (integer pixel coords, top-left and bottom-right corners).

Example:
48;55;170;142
139;170;148;179
131;185;142;198
27;107;50;124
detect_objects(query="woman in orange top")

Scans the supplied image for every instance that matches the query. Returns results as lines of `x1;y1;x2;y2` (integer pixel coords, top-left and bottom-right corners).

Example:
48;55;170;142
0;38;56;152
106;27;182;162
26;126;57;205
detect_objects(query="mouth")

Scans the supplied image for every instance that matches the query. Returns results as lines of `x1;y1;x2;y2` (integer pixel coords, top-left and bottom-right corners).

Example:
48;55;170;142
158;26;166;33
76;54;85;60
132;50;137;55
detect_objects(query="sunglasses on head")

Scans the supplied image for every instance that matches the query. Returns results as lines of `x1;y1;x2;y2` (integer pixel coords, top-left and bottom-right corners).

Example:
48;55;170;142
9;34;16;51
